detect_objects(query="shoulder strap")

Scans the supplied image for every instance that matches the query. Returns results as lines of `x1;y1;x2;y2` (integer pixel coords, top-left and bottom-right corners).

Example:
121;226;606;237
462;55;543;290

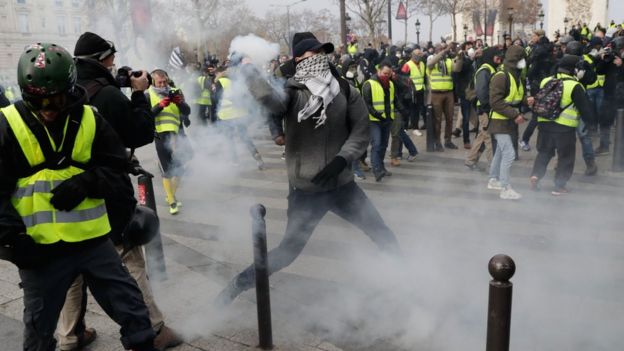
82;78;109;102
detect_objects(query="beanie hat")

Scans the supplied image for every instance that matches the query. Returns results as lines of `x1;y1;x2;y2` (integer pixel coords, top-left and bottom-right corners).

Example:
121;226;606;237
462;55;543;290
533;29;545;37
559;54;580;72
74;32;116;61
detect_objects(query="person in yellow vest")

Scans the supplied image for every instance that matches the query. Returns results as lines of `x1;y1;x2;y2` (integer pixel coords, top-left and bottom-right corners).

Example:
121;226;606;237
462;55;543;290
530;55;596;195
195;64;215;125
147;69;191;215
580;23;592;40
347;39;358;56
213;56;265;170
0;43;156;350
401;48;427;132
427;44;458;150
487;45;532;200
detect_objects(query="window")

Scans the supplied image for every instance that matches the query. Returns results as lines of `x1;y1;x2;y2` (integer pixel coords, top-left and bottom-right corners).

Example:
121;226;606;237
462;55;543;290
72;17;81;33
57;15;66;35
18;13;28;33
16;0;26;4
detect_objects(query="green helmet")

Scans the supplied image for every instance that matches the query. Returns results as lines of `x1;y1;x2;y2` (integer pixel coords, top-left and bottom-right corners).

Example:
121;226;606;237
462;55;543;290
17;43;76;98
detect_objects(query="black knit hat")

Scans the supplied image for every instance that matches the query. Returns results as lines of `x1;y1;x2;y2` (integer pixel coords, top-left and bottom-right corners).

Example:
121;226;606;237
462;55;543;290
74;32;116;61
559;54;580;72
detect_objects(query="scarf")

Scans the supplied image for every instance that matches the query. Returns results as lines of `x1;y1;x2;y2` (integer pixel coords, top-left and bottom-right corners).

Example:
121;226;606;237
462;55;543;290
293;54;340;128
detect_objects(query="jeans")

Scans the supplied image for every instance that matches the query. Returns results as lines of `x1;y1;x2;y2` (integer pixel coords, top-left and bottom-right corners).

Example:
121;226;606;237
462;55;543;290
230;181;401;292
460;97;472;143
586;88;603;128
370;120;391;172
576;119;595;161
489;134;516;188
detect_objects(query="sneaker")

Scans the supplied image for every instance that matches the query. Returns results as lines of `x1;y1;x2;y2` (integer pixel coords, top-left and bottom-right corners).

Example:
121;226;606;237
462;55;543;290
169;202;179;215
465;163;484;172
551;187;569;196
382;168;393;177
390;158;401;167
444;141;458;149
60;328;97;351
595;146;609;156
354;172;366;180
253;153;265;170
406;154;417;162
154;325;183;350
585;159;598;176
412;129;423;136
374;170;384;182
464;143;471;149
487;178;503;190
434;142;444;152
500;186;522;200
360;160;371;172
529;176;540;191
519;140;531;151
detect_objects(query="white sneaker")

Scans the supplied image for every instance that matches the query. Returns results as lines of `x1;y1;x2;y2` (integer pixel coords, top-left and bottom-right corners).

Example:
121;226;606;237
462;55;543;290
487;178;503;190
500;186;522;200
412;129;423;136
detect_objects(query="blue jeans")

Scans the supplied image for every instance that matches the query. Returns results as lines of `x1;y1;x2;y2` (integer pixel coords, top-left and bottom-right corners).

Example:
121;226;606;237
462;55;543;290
576;119;594;161
370;121;391;172
489;134;516;188
586;88;603;127
460;97;472;143
398;129;418;156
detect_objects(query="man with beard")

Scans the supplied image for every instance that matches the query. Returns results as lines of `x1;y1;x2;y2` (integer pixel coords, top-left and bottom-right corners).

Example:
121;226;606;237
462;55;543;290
216;36;400;305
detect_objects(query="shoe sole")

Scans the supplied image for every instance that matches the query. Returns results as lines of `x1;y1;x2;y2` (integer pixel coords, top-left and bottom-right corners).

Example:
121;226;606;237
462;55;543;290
529;176;539;191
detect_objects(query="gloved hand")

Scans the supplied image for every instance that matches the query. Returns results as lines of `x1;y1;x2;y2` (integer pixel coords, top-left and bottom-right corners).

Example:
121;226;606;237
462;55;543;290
311;156;347;186
158;97;172;108
172;94;185;105
10;235;47;269
50;173;93;211
182;115;191;128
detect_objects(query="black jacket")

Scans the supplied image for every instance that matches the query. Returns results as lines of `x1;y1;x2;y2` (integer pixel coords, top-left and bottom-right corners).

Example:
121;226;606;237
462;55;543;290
0;87;134;254
75;58;154;149
361;75;406;122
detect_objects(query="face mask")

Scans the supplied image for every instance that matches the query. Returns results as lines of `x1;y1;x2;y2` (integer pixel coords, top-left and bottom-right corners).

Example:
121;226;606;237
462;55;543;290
517;59;527;69
152;86;169;95
575;69;586;80
396;53;402;58
346;71;355;79
467;48;476;59
589;49;599;57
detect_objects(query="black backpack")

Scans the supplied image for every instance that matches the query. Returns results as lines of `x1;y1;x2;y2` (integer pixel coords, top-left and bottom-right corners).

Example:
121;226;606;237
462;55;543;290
532;78;573;120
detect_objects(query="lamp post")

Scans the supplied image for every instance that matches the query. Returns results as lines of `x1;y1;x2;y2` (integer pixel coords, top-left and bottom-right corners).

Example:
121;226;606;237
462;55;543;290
415;19;421;45
507;7;514;38
463;23;468;42
270;0;307;52
497;30;501;45
564;17;569;34
538;9;545;30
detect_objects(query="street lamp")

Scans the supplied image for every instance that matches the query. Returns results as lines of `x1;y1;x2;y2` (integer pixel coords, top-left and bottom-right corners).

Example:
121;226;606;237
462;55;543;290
564;17;569;34
507;7;514;38
415;19;421;45
270;0;307;52
463;23;468;42
538;9;545;30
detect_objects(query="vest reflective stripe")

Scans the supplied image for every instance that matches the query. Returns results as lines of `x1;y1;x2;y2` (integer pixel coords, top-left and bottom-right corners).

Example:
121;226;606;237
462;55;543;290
583;55;602;89
406;60;425;91
427;58;453;91
597;74;605;87
537;74;582;128
366;79;395;121
196;76;212;105
474;63;496;107
1;104;111;244
149;88;180;133
217;77;247;120
490;71;524;120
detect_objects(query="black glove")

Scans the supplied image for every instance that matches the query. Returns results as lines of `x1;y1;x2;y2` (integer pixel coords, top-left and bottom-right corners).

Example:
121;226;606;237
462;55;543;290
50;172;93;211
311;156;347;186
182;115;191;128
10;235;47;269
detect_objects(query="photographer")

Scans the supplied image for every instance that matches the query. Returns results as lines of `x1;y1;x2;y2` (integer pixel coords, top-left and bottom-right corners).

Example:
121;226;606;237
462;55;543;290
596;36;624;154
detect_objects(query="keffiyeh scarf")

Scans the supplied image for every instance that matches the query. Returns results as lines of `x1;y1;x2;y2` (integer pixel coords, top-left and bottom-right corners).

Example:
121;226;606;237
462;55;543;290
293;54;340;128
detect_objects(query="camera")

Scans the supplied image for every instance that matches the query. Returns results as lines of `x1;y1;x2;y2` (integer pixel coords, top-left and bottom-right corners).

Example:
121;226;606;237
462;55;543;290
167;89;181;100
115;66;153;88
602;47;615;63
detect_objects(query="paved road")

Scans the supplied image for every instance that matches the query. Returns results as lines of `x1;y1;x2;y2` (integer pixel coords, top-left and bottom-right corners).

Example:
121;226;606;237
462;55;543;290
1;126;623;351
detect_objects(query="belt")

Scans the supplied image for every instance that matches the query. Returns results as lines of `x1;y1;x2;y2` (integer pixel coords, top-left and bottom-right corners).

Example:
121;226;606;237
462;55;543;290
431;90;453;94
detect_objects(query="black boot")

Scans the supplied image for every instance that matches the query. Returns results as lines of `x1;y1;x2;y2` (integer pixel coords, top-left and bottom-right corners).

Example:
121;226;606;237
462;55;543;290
585;159;598;176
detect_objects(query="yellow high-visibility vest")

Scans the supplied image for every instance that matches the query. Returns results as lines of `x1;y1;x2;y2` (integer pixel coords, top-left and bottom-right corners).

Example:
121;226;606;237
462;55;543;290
537;73;583;128
365;79;395;122
347;43;358;55
490;71;524;120
406;60;426;91
149;87;180;134
1;104;110;244
583;55;604;89
196;76;212;105
216;77;247;120
427;58;453;91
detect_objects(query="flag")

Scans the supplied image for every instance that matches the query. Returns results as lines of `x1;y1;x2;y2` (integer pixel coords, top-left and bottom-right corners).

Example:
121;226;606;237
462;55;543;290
473;11;483;36
169;47;185;70
396;1;407;20
486;10;498;36
130;0;152;37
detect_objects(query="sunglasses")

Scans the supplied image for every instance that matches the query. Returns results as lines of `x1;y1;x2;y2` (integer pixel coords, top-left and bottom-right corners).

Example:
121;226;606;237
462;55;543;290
27;93;68;112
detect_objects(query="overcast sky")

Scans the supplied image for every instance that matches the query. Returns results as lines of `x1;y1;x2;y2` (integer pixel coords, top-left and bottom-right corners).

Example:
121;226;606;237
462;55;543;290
244;0;624;44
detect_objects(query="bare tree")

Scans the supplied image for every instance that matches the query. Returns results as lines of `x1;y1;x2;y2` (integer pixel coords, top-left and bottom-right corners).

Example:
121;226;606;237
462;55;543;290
346;0;388;45
439;0;471;41
416;0;445;43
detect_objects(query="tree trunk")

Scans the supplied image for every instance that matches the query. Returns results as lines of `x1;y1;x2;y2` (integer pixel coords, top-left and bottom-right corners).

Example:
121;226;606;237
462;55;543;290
452;12;457;42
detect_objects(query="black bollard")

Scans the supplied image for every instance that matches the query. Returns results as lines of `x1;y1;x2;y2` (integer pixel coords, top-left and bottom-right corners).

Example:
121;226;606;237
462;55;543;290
612;109;624;172
250;204;273;350
426;104;435;152
137;174;167;281
486;254;516;351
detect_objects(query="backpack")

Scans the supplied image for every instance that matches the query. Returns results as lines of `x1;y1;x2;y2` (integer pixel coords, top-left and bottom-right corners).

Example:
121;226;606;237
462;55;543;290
532;78;573;120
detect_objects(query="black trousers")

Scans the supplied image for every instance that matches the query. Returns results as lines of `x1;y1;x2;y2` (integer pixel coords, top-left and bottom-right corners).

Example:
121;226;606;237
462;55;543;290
19;239;154;351
531;127;576;188
408;90;426;128
195;104;214;125
232;181;401;291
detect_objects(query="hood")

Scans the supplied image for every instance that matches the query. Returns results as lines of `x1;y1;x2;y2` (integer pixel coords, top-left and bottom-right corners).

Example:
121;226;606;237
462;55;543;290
363;48;378;62
74;58;119;87
481;47;502;67
503;45;526;69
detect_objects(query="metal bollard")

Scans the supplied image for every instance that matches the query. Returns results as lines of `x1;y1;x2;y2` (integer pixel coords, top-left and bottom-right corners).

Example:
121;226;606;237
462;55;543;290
251;204;273;350
486;254;516;351
426;104;435;152
137;174;167;281
612;109;624;172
